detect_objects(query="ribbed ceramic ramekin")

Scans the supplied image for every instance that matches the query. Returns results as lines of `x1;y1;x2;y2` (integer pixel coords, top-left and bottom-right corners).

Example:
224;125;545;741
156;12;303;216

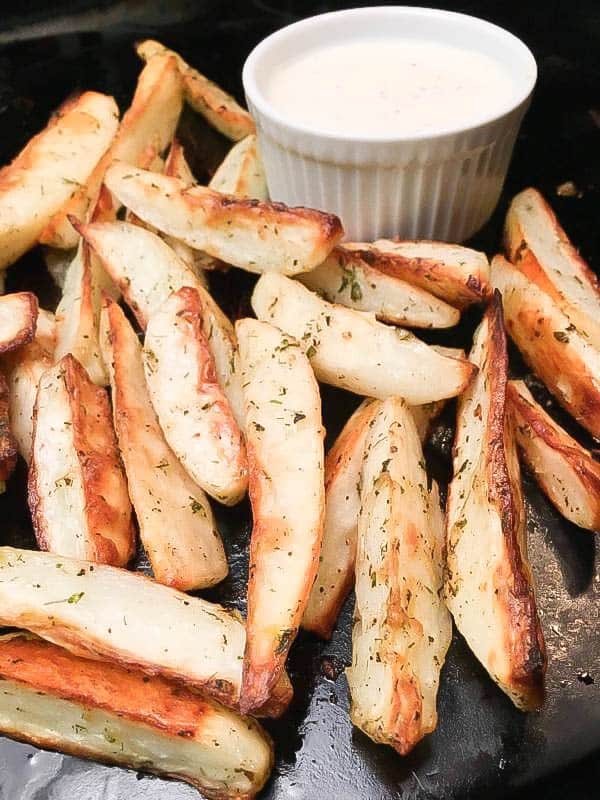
243;7;537;242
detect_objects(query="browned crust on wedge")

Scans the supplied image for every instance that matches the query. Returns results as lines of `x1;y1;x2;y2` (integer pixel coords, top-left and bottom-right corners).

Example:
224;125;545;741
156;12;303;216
0;370;17;481
0;292;39;353
484;294;546;709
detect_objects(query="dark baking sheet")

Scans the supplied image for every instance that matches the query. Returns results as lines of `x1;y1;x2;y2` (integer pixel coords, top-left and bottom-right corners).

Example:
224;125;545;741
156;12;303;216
0;1;599;798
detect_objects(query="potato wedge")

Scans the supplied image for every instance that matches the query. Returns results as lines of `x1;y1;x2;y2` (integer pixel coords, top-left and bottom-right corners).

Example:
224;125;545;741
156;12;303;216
137;39;255;141
0;547;292;716
28;354;135;566
505;187;600;348
77;221;244;424
302;398;445;638
1;310;55;463
210;135;268;200
344;239;491;309
0;91;118;266
252;274;476;404
144;287;247;505
0;292;38;352
508;379;600;531
40;54;183;249
491;254;600;439
237;318;325;713
445;295;546;710
104;162;344;275
299;247;460;328
0;632;273;800
100;297;228;589
0;370;16;490
54;242;113;385
164;138;196;185
347;398;451;754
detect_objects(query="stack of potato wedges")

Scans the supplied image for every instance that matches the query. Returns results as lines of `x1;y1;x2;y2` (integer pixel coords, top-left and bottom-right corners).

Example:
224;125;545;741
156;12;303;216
0;37;597;799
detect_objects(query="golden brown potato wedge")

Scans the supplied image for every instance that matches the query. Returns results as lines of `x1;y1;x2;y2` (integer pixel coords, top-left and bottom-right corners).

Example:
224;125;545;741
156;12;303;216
347;398;451;754
252;274;475;404
445;295;546;710
77;220;244;424
40;54;183;249
28;354;135;566
302;398;445;638
344;239;491;309
0;547;292;716
508;379;600;531
0;91;119;267
237;318;325;713
0;632;273;800
0;292;38;353
144;287;247;505
299;247;460;328
104;162;344;275
210;135;268;200
164;138;196;185
504;187;600;348
491;254;600;439
0;370;16;490
137;39;255;141
100;297;228;589
1;310;55;463
54;242;114;385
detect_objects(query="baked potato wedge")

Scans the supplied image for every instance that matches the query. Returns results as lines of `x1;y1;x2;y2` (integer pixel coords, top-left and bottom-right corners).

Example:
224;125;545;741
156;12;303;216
77;220;243;424
0;91;118;267
40;53;183;249
137;39;255;141
491;254;600;439
54;242;114;385
0;632;273;800
144;287;247;505
504;187;600;348
347;398;451;754
299;247;460;328
237;318;325;713
302;398;445;638
508;379;600;531
344;239;491;309
100;297;228;589
104;162;344;275
252;274;475;404
0;292;38;353
1;310;55;463
28;354;135;566
0;371;16;491
445;294;546;710
210;135;268;200
0;547;292;716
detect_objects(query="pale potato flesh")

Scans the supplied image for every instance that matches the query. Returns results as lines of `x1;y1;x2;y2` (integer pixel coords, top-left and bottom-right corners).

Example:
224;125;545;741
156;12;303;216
505;187;600;348
237;318;325;713
78;221;244;424
144;287;248;505
252;273;475;404
100;298;228;589
1;310;55;462
104;162;343;276
491;254;600;439
348;398;451;754
40;53;183;250
28;356;134;566
210;135;268;200
445;299;546;710
508;379;600;531
0;633;272;799
54;242;114;385
0;292;38;352
137;39;255;141
299;248;459;328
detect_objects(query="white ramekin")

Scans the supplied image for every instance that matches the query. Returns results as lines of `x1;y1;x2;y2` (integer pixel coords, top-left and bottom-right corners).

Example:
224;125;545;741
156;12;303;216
242;7;537;243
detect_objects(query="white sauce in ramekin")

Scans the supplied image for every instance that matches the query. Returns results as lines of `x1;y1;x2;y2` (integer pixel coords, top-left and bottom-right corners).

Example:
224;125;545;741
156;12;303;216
266;37;516;137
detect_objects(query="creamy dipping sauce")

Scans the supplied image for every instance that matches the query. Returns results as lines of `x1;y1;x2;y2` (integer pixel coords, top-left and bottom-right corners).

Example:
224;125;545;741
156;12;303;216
266;38;516;137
